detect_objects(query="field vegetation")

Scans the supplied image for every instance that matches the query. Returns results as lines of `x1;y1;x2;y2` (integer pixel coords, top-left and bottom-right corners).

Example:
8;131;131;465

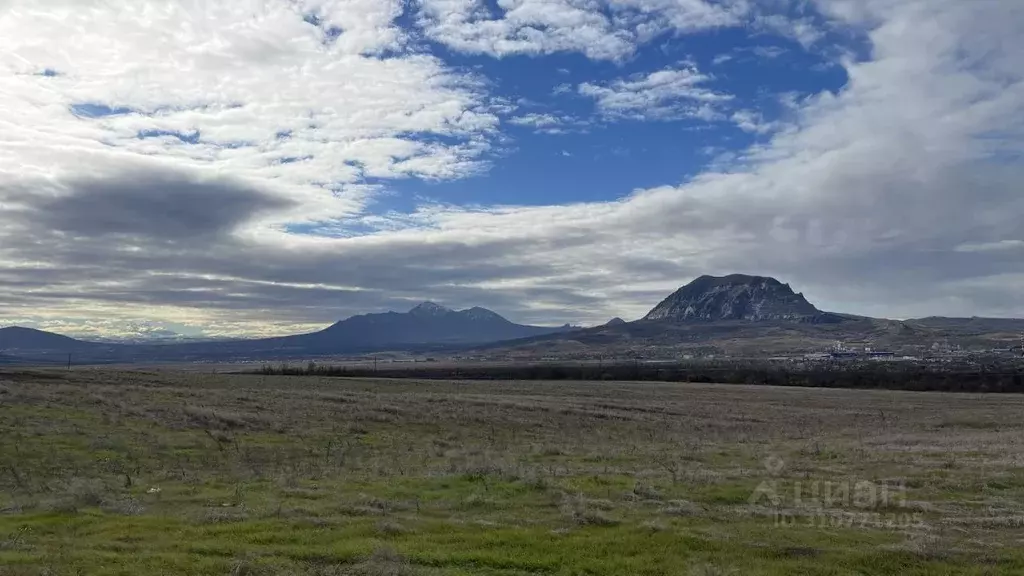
2;369;1024;574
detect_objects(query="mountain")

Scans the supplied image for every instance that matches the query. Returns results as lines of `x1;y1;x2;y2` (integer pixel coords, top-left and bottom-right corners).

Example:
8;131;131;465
0;326;126;364
472;274;970;357
0;303;572;363
5;278;1024;364
0;327;103;351
644;274;842;323
297;302;570;350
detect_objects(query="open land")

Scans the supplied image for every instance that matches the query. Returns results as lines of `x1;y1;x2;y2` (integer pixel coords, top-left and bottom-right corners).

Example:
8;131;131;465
2;370;1024;575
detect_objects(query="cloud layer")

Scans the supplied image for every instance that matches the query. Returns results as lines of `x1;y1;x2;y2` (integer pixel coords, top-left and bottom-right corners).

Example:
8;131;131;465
579;65;731;121
2;0;1023;338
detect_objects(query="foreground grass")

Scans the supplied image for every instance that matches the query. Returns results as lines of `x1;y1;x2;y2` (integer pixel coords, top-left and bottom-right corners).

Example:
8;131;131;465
2;370;1024;574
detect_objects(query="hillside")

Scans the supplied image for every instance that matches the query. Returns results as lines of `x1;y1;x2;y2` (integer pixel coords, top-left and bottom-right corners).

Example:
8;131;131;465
0;327;105;351
644;274;841;323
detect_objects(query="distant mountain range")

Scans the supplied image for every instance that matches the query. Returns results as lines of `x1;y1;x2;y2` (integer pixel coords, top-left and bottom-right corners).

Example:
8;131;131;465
2;275;1023;363
0;302;574;363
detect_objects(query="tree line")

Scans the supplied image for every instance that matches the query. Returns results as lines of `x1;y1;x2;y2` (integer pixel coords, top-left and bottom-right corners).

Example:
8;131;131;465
256;359;1024;393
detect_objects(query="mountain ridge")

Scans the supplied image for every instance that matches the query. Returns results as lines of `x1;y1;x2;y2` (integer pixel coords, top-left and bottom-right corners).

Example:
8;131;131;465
643;274;840;323
3;276;1024;362
0;302;571;362
0;326;108;351
309;302;569;348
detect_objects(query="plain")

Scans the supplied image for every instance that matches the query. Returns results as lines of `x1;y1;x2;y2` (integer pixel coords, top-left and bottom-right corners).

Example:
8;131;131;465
2;370;1023;575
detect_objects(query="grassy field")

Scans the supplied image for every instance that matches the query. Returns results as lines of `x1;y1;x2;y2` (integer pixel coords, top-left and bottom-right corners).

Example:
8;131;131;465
2;370;1024;575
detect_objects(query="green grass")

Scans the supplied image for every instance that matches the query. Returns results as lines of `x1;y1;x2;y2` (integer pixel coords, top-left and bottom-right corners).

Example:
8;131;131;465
2;369;1024;574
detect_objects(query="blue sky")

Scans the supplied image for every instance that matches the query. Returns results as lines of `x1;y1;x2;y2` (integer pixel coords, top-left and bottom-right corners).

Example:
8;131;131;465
402;31;851;208
1;0;1023;340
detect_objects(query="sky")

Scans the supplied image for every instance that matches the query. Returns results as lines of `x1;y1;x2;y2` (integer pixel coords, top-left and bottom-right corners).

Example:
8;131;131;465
1;0;1023;340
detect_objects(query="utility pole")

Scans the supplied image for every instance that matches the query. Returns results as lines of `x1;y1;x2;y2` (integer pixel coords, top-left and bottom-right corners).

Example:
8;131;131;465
67;353;72;371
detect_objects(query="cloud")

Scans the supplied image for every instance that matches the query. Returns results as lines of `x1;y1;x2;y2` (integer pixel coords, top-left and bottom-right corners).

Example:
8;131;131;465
579;65;732;121
417;0;637;60
609;0;748;41
5;168;295;244
20;318;201;342
731;109;781;134
712;53;734;66
415;0;824;61
2;0;1024;337
552;83;573;95
954;240;1024;253
754;13;825;49
507;112;587;134
751;45;788;59
417;0;748;60
508;113;563;128
0;0;500;229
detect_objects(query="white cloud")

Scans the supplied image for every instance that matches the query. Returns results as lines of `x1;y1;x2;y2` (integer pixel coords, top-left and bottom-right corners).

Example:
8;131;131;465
0;0;500;229
507;112;586;134
954;240;1024;253
751;45;788;59
3;0;1024;335
552;83;573;95
609;0;748;41
579;65;731;120
415;0;825;62
508;113;562;128
754;13;825;49
417;0;749;60
731;109;781;134
417;0;636;60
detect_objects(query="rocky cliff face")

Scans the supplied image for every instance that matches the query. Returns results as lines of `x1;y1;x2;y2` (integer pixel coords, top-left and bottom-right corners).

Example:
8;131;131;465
644;274;836;322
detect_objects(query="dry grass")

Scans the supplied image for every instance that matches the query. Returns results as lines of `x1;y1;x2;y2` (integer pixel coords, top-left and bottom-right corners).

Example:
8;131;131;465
2;368;1024;574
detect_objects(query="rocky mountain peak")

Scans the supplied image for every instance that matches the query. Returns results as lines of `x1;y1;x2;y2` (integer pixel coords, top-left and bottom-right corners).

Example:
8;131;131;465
459;306;504;321
643;274;825;322
408;301;453;316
